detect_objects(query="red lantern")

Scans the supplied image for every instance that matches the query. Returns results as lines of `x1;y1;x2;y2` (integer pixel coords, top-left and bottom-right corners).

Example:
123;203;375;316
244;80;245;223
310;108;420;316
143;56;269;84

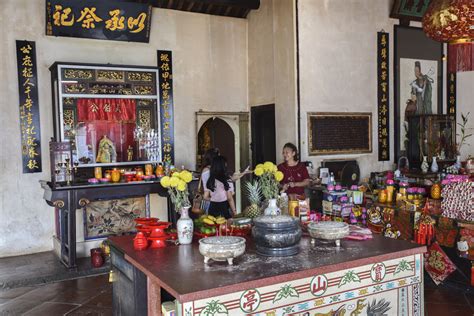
423;0;474;44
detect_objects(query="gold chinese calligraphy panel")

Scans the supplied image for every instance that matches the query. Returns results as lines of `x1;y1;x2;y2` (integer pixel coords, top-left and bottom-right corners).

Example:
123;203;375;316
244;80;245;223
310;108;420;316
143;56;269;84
46;0;152;43
17;40;42;173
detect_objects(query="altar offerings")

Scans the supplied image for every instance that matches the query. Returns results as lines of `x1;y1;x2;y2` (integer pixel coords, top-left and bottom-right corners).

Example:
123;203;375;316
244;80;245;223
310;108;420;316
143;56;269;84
252;215;302;257
307;221;350;247
198;236;246;265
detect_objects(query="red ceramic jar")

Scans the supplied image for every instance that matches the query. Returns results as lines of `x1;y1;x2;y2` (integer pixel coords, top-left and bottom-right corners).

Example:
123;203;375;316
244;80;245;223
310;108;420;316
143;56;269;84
134;232;149;251
90;248;104;268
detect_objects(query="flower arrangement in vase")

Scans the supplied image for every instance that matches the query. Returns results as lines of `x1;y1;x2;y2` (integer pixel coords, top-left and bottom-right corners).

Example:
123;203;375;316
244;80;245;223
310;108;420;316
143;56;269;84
253;162;284;216
160;170;193;211
160;170;194;244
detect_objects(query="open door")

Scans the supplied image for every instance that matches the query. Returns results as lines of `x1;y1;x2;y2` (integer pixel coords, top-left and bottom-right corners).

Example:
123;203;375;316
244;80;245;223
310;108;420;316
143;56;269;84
251;104;276;166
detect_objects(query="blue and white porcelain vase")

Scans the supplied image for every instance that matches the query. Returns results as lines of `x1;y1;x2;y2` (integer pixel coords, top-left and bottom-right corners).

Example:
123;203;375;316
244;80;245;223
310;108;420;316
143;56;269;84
177;206;193;245
264;198;281;216
421;156;429;174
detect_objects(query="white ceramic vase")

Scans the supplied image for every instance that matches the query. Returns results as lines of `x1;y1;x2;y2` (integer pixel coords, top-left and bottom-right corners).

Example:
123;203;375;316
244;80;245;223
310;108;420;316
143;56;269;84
177;206;193;245
421;156;429;174
263;198;281;216
431;156;438;173
455;155;462;170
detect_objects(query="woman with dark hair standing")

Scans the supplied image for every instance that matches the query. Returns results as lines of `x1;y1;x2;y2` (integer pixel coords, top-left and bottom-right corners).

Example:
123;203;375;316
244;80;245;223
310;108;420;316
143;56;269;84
277;143;310;197
204;156;236;219
200;148;220;189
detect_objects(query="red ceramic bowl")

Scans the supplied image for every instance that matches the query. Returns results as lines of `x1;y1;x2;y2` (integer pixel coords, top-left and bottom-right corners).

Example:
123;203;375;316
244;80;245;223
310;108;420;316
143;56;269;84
148;236;168;248
134;217;159;225
136;224;152;236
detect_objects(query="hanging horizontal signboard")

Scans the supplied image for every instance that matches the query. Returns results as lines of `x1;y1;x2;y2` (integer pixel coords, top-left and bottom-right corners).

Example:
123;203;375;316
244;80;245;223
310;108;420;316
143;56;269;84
46;0;152;43
16;40;42;173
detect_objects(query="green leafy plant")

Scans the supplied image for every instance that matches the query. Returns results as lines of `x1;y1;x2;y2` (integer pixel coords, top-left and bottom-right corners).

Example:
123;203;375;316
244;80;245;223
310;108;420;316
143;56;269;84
456;112;473;154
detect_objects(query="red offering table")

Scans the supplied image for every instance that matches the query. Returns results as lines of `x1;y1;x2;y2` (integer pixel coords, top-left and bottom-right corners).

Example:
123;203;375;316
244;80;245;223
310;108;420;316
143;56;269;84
109;235;426;315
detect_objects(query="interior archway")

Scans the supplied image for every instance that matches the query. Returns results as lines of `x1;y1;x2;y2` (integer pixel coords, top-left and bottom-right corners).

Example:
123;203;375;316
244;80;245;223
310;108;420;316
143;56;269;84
197;117;236;175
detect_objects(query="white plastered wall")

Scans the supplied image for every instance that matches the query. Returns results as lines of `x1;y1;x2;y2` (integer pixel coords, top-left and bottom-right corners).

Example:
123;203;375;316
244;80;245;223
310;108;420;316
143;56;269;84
0;0;247;257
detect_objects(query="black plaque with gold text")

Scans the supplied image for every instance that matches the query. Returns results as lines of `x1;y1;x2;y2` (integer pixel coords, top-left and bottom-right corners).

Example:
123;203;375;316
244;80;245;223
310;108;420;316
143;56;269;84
46;0;152;43
16;40;42;173
377;31;390;161
158;50;174;164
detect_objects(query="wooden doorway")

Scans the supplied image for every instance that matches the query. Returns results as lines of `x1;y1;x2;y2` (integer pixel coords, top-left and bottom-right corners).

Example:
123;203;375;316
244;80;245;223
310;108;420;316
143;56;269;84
196;112;250;212
251;104;276;166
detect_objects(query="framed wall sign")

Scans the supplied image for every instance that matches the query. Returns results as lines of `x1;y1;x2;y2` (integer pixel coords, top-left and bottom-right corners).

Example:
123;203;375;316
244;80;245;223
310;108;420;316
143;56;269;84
390;0;431;22
394;25;444;162
307;112;372;156
46;0;152;43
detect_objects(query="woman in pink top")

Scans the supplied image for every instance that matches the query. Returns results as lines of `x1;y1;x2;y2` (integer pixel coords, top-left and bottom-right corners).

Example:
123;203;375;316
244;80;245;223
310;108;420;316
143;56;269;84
204;156;236;219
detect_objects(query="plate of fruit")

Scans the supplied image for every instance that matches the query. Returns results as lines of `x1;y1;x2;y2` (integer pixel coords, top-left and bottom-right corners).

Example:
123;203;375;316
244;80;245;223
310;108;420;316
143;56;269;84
194;215;227;237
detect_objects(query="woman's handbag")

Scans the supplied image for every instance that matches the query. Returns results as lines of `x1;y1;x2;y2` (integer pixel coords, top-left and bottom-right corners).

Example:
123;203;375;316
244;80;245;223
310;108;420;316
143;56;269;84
192;178;210;214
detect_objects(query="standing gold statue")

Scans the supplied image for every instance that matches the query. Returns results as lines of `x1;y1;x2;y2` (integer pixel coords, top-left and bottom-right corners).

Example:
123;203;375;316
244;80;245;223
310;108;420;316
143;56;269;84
127;146;133;161
96;135;117;163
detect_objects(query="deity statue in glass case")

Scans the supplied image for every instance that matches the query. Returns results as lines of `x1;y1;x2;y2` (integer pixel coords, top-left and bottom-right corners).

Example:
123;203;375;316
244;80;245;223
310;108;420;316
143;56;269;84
96;135;117;163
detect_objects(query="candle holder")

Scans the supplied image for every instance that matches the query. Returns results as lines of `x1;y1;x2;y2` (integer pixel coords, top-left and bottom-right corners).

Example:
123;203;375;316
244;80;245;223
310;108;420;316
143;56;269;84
55;158;78;186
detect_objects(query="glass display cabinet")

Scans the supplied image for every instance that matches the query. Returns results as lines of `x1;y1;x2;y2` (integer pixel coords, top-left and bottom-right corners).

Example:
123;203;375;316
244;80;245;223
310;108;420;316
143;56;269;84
50;62;163;168
406;114;456;168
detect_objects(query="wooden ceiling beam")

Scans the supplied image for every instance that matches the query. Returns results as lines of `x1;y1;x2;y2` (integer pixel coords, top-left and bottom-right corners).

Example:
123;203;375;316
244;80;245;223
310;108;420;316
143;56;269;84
130;0;259;18
186;1;196;11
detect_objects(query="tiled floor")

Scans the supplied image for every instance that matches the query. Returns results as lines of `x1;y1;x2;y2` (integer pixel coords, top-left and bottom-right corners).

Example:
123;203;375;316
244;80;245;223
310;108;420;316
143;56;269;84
425;282;474;316
0;275;112;316
1;250;473;315
0;273;473;315
0;251;109;290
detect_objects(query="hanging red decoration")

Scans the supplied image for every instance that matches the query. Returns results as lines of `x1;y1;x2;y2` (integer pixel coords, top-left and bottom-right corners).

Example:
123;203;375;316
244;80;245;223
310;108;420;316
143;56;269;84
422;0;474;44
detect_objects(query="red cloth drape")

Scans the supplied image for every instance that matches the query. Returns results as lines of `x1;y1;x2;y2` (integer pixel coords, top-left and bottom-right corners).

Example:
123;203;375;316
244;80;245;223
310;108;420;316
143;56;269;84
77;99;136;162
448;43;474;73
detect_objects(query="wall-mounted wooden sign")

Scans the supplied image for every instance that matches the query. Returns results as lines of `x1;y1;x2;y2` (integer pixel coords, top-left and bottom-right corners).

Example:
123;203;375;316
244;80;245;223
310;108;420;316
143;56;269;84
390;0;431;22
46;0;152;43
158;50;175;164
16;40;42;173
377;31;390;161
308;112;372;156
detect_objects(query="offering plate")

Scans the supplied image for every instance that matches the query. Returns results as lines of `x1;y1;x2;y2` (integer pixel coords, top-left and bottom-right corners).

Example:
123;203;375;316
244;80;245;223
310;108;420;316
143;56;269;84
307;221;349;247
199;236;246;265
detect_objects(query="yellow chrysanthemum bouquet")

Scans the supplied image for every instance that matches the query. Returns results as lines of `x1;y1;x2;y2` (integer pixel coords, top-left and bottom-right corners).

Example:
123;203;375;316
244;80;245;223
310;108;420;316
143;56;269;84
253;161;284;200
160;170;193;212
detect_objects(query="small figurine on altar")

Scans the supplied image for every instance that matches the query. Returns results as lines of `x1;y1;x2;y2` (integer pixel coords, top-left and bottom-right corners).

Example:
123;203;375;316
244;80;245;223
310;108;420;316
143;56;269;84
96;135;117;163
127;146;133;161
368;207;382;225
457;239;469;258
384;223;401;239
